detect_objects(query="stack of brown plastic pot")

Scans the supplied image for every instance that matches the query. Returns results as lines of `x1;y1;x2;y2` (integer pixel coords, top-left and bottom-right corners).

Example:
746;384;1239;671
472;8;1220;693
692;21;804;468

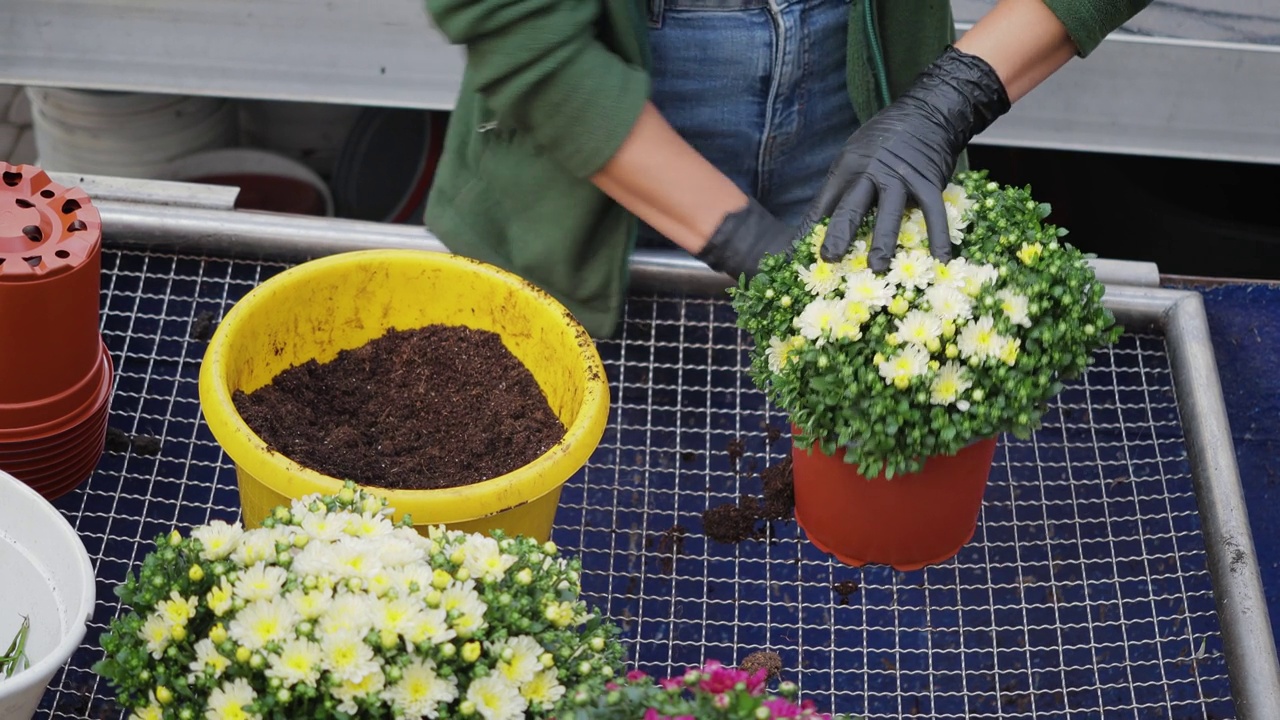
0;163;112;500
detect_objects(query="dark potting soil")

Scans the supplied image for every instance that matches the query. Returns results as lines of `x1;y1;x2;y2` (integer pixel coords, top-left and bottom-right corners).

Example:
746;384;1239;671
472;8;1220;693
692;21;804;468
105;426;162;456
702;497;767;544
190;310;217;341
651;524;689;574
832;580;861;605
701;458;795;544
232;325;565;491
760;456;794;520
739;651;783;680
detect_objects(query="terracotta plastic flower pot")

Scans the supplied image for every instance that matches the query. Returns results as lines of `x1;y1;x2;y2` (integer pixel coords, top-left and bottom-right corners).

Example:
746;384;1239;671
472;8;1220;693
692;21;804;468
792;432;999;571
0;343;112;445
0;163;105;428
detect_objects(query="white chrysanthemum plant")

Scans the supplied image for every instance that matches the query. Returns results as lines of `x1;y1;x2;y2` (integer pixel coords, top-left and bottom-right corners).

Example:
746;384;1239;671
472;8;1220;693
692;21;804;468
95;483;625;720
731;171;1122;479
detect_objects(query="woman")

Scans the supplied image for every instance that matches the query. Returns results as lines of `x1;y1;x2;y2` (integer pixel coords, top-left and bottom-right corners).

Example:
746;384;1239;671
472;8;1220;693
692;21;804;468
422;0;1150;337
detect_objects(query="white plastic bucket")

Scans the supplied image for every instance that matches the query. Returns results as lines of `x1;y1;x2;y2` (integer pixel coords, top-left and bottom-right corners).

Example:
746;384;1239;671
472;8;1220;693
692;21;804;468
0;471;96;720
27;88;237;178
167;147;335;217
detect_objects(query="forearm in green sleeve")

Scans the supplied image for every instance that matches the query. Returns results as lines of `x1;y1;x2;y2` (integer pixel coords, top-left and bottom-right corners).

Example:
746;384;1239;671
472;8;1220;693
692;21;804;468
1039;0;1153;56
425;0;650;178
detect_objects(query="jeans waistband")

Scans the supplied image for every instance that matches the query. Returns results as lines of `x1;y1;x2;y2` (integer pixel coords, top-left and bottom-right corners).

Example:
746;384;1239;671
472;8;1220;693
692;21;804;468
658;0;769;9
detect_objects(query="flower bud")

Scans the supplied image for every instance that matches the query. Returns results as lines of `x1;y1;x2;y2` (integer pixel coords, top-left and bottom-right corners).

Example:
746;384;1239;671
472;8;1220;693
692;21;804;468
250;652;266;670
515;568;534;586
589;637;605;652
780;295;793;308
168;530;183;547
756;707;772;719
461;641;481;663
578;661;592;675
188;565;205;582
154;686;173;705
441;643;457;659
171;625;187;642
460;700;477;716
539;652;555;668
276;689;292;704
209;623;228;645
425;590;443;608
380;630;399;650
450;548;467;565
235;646;251;663
543;541;558;556
338;487;356;504
454;568;471;583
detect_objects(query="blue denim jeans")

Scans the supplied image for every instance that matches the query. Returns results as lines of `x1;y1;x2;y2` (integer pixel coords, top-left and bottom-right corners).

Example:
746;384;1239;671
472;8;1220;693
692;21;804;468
637;0;859;247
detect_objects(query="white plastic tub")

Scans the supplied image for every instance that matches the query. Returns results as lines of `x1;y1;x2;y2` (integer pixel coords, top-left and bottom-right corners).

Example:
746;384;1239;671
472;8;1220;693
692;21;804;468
0;471;95;720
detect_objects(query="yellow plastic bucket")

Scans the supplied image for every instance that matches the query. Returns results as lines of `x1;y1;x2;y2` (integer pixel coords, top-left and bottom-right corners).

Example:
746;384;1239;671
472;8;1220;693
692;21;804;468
198;249;609;542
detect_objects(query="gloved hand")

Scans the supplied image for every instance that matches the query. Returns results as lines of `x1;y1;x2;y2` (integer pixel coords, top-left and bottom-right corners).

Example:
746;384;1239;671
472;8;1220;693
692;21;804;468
802;46;1011;272
696;197;795;280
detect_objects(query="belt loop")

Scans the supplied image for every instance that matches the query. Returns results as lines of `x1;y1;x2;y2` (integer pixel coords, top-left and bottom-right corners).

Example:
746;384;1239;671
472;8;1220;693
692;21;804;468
647;0;664;29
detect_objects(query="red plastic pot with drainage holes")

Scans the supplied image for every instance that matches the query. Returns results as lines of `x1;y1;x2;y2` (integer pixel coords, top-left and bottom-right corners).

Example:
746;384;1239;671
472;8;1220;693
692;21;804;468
0;162;111;499
0;163;106;429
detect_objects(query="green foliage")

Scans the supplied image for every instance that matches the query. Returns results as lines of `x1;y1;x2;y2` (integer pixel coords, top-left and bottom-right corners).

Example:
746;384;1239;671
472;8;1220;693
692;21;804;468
730;171;1122;478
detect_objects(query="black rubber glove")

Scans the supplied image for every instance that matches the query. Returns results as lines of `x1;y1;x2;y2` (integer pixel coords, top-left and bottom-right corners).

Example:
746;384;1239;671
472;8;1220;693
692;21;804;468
696;197;795;280
803;46;1011;272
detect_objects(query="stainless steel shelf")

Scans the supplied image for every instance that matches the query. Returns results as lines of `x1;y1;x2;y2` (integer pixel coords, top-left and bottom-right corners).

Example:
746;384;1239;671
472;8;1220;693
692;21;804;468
1;1;1277;163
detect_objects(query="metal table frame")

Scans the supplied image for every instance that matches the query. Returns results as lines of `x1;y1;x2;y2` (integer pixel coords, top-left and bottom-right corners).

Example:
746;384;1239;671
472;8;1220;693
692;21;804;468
69;176;1280;719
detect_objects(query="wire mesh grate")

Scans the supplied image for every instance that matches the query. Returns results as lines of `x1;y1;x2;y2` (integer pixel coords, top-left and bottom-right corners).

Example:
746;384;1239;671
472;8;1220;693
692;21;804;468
35;248;1234;719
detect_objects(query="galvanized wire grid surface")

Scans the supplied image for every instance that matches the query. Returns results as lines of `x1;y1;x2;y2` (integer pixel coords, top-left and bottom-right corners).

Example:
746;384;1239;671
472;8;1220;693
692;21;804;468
38;248;1233;719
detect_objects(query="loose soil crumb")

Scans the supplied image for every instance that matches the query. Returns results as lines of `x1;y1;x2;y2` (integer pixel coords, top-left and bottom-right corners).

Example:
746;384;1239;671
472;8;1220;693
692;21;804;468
189;310;217;341
105;427;131;453
760;456;794;520
833;580;860;605
131;434;162;456
699;457;795;544
725;437;745;471
702;498;765;543
105;427;162;456
233;325;564;491
739;651;783;680
766;424;784;444
653;525;688;574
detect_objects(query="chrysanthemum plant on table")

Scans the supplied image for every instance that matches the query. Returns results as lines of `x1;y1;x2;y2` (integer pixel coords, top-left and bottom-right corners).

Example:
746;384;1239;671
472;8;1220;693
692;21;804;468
731;170;1121;479
95;482;624;720
564;660;852;720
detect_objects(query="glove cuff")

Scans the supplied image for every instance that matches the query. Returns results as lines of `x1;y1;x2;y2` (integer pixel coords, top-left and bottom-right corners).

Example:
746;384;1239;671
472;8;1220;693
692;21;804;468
697;198;793;279
917;45;1012;142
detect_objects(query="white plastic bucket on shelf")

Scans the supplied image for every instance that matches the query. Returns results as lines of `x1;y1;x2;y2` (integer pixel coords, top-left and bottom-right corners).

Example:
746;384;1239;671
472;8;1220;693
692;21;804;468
27;87;237;178
238;100;362;178
0;470;96;720
167;147;335;217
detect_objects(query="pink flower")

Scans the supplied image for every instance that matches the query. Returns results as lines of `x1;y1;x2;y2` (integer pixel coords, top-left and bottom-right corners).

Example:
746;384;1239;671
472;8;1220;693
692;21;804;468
713;693;731;709
627;670;650;683
659;677;683;691
698;660;753;695
763;698;804;718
